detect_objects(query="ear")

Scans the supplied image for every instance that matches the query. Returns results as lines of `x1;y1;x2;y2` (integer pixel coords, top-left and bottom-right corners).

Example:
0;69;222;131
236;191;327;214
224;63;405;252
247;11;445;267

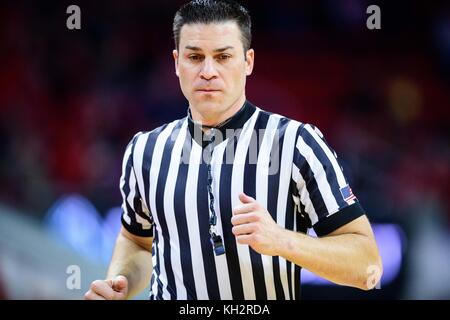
173;49;179;77
245;49;254;76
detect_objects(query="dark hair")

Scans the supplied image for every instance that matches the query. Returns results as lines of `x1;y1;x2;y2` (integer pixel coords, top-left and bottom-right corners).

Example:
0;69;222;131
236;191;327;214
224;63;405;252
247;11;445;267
173;0;252;52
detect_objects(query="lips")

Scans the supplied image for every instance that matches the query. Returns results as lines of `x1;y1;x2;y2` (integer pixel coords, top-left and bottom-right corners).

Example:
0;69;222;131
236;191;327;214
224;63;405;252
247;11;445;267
196;89;221;92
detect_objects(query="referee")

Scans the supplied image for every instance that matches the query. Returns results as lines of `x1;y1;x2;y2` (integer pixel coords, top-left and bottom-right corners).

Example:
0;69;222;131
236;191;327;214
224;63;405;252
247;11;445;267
85;0;382;300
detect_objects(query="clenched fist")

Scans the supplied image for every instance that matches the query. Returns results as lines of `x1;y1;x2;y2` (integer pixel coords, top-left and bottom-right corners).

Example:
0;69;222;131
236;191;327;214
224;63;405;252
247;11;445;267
84;275;128;300
231;193;283;256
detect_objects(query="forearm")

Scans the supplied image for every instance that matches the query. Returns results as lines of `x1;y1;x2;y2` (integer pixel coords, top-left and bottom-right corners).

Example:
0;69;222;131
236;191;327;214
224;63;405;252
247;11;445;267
107;232;153;299
277;229;382;290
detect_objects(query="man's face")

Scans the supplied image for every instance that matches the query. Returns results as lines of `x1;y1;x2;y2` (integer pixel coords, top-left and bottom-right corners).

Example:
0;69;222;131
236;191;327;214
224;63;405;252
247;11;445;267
173;21;254;121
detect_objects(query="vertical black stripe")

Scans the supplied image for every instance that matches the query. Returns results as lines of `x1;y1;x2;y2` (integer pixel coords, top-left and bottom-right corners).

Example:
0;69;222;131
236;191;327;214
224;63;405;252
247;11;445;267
243;112;270;300
219;136;244;299
267;117;289;300
301;126;348;209
122;133;142;231
292;202;302;300
154;121;184;299
244;152;267;300
173;133;197;299
294;148;329;220
294;265;301;300
197;159;221;299
149;275;154;300
142;125;168;217
121;137;135;201
149;245;156;300
285;172;296;299
154;231;164;300
286;261;293;300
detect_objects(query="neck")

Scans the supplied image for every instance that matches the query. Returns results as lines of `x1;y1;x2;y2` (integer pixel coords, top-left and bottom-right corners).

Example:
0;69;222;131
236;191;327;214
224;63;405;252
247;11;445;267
190;94;246;127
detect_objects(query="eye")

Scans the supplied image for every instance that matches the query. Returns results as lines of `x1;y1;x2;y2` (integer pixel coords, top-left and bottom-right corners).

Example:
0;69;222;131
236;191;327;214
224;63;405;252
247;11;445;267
188;54;203;62
217;54;231;61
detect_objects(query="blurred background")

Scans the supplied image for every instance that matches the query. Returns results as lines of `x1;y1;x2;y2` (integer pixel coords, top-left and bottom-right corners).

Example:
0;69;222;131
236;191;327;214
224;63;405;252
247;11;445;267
0;0;448;299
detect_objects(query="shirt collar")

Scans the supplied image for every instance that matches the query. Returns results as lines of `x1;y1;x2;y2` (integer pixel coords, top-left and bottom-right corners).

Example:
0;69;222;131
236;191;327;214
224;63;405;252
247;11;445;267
187;100;256;148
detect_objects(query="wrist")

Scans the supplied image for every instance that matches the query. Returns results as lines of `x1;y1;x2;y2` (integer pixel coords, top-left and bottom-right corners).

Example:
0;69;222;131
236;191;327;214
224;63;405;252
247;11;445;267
274;226;291;257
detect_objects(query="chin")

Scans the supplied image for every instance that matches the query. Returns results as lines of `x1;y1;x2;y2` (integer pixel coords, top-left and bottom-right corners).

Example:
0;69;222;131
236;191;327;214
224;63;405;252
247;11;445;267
195;99;224;112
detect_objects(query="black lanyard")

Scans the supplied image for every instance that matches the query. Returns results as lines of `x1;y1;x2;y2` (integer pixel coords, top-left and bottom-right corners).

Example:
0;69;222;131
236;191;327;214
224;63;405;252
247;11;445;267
204;129;225;256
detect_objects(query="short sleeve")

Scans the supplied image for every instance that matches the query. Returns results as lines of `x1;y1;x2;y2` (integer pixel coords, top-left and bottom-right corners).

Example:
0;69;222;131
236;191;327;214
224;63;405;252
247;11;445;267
120;132;154;237
292;124;365;236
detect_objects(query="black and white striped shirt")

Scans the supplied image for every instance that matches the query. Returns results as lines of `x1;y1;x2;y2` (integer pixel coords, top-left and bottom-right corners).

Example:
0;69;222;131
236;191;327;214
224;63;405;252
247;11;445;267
120;100;365;300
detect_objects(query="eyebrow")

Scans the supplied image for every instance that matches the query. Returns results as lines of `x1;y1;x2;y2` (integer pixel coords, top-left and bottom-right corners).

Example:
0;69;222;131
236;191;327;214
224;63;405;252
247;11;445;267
184;45;235;52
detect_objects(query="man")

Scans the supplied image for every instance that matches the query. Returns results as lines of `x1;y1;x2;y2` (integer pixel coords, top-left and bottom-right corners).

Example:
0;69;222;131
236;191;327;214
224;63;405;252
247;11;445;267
85;0;382;300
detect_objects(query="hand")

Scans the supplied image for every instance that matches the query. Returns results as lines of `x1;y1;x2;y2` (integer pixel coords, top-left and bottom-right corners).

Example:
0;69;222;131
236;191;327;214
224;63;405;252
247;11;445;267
231;193;284;256
84;275;128;300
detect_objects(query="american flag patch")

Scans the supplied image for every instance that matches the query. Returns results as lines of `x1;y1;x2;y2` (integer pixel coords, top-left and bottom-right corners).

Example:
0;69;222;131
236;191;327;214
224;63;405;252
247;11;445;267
340;185;356;203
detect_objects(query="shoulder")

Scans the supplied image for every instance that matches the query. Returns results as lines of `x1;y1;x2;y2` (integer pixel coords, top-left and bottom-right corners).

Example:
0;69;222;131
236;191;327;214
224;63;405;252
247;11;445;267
297;123;327;141
131;117;187;145
254;106;307;138
253;105;329;151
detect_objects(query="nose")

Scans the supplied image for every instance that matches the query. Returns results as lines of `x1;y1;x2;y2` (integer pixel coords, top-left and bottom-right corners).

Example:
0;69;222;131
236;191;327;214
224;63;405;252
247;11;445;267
199;57;218;81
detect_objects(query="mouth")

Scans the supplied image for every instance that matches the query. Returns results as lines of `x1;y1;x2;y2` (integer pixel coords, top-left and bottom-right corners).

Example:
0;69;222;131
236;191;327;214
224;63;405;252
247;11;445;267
195;89;221;93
